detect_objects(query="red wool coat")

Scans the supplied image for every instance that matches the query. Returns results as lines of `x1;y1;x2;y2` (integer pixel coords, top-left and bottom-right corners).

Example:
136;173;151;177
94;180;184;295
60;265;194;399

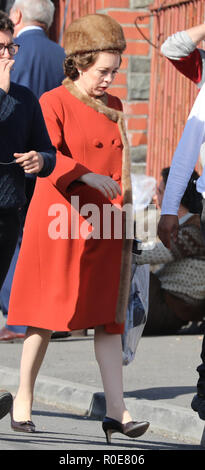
8;79;133;333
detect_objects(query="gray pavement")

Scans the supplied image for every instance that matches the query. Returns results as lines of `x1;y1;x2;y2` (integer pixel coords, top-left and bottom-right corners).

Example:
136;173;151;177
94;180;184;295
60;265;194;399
0;401;203;451
0;314;205;448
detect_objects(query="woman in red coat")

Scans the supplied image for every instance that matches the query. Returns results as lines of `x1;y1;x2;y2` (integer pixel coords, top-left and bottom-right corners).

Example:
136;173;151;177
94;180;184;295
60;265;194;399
7;14;149;442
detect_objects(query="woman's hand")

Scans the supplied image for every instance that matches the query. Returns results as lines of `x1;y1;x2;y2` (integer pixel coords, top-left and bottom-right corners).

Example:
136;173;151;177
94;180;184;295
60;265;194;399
0;58;14;94
78;173;121;200
14;151;44;174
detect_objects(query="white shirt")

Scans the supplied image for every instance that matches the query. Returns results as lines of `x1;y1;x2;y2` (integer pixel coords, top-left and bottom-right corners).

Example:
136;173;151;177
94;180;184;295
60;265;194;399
16;26;43;37
161;82;205;215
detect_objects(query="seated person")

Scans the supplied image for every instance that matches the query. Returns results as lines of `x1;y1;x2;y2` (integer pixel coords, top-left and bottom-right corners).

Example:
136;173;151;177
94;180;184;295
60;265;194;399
134;167;205;335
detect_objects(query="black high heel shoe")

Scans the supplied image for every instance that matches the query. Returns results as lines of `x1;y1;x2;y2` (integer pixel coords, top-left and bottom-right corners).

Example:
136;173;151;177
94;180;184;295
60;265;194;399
102;416;150;444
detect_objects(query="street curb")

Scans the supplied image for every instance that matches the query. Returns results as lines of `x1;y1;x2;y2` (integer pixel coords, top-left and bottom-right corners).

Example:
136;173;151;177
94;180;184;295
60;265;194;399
90;392;205;445
0;366;99;416
0;365;204;445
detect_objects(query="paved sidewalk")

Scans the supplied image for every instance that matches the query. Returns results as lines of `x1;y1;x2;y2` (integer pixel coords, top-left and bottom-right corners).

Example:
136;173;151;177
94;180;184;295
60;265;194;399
0;317;205;446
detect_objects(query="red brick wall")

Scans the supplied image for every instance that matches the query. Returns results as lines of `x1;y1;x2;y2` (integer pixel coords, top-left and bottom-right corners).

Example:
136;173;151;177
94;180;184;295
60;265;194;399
96;0;152;171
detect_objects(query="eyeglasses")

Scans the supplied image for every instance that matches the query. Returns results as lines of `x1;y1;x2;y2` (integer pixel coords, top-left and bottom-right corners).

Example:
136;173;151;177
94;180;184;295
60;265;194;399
0;43;20;56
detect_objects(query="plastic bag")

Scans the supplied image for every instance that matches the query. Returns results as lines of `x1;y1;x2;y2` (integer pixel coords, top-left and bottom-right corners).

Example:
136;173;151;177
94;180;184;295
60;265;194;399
131;173;156;211
122;263;150;366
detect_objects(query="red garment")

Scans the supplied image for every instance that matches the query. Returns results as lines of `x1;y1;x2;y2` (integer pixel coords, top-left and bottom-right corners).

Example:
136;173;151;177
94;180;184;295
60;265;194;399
168;48;202;84
8;84;132;333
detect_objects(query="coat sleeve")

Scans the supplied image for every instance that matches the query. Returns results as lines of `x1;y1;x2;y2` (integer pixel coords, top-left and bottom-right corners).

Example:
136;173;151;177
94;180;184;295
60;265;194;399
0;88;15;121
27;92;56;177
134;240;174;265
161;31;204;86
171;225;205;260
40;91;92;197
161;83;205;215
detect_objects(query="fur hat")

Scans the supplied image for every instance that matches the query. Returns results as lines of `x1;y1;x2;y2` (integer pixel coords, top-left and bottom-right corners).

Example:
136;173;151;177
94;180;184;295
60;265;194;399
64;14;126;56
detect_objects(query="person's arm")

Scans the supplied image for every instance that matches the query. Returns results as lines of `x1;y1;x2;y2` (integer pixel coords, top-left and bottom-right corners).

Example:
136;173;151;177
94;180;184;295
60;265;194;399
15;91;56;177
161;30;196;59
158;83;205;248
171;224;204;259
39;91;96;197
134;240;174;265
161;83;205;215
40;92;121;199
185;24;205;45
161;26;205;86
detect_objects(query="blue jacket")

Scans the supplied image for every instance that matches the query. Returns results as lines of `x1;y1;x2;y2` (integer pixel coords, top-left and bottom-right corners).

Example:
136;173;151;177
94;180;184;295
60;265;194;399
11;28;66;99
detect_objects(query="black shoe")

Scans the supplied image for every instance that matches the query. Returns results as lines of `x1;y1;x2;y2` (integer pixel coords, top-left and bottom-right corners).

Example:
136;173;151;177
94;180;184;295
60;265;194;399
51;331;72;340
0;391;13;420
191;394;205;420
10;405;35;433
102;416;150;444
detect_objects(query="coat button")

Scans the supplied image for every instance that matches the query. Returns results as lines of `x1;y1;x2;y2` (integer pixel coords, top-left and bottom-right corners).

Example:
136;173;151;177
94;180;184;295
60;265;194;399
112;138;122;148
112;172;121;182
93;139;103;148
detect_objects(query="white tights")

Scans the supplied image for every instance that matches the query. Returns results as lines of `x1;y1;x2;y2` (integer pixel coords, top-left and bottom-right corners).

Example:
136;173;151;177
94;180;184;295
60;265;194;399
13;325;131;424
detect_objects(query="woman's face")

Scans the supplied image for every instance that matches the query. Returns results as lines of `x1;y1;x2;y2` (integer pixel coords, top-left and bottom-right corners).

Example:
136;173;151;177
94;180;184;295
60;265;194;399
77;51;121;98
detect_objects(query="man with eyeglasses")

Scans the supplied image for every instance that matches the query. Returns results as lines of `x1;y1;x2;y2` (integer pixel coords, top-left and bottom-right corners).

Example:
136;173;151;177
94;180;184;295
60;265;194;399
0;41;18;55
0;0;66;342
0;10;56;418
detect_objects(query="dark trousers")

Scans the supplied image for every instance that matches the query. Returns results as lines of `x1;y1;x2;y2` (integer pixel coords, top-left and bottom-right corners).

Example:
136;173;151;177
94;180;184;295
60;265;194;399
0;209;20;290
197;199;205;395
197;336;205;396
143;273;186;335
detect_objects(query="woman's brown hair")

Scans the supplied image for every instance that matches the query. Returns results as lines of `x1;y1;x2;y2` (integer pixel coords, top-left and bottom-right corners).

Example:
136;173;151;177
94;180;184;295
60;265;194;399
64;50;122;81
